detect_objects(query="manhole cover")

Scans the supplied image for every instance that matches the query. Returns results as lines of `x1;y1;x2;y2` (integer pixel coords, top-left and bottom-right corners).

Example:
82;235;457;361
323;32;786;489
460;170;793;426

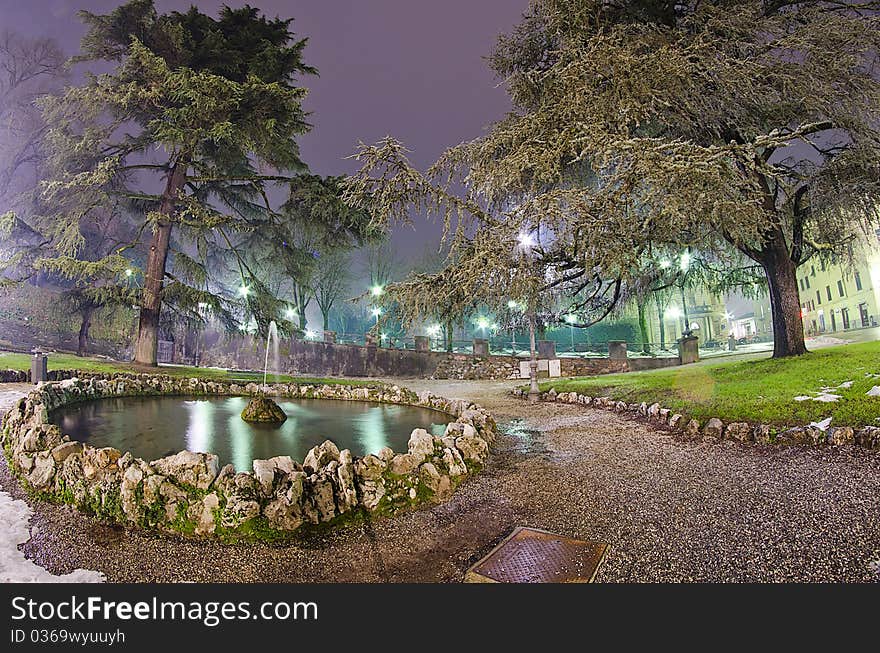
465;527;608;583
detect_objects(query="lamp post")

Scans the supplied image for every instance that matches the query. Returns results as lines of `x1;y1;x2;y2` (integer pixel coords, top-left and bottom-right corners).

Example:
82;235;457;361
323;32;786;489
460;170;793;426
517;231;541;402
565;313;577;353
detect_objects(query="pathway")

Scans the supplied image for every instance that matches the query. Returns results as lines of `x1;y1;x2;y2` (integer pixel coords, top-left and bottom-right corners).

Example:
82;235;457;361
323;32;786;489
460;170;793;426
0;383;104;582
4;379;880;582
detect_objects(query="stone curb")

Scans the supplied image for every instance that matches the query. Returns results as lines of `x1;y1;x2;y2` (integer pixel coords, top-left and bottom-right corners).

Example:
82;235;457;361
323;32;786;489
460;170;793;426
511;388;880;451
0;372;498;540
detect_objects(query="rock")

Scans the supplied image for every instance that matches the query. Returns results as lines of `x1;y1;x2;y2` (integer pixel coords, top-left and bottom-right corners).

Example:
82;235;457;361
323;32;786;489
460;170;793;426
334;450;358;512
263;495;303;531
253;459;277;495
419;462;451;497
658;408;670;422
150;450;219;490
27;452;55;490
703;418;724;439
307;474;336;523
647;403;661;419
776;427;809;446
408;428;435;461
377;446;395;463
240;395;287;423
668;414;683;429
454;433;489;465
442;447;468;477
724;422;752;443
50;441;83;462
804;426;826;446
304;440;340;472
684;419;701;439
855;426;880;449
389;453;420;476
190;492;219;535
222;496;260;529
827;426;854;446
753;424;773;444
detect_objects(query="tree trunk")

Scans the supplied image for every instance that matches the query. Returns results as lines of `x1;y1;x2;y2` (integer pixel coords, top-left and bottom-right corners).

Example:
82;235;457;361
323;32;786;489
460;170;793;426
322;309;329;332
656;298;666;350
759;238;807;358
77;304;94;357
445;321;453;353
133;162;188;365
637;300;650;353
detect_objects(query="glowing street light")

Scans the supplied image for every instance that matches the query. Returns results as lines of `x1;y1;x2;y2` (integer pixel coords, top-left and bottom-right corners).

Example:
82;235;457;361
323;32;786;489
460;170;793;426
659;259;671;269
680;251;691;272
476;316;490;333
565;313;578;351
370;285;384;297
517;232;537;250
565;313;578;324
284;307;297;320
426;325;441;337
507;300;518;309
124;268;133;277
665;306;682;319
304;329;317;340
238;284;250;297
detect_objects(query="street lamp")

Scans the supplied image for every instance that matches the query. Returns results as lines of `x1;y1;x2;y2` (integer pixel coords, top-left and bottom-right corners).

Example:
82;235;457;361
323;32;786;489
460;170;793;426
125;268;133;278
371;307;382;326
371;285;383;297
507;300;518;309
284;307;297;320
238;284;250;297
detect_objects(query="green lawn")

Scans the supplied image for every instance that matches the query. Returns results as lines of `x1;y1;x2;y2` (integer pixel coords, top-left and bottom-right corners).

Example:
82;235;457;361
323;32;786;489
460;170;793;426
0;351;374;386
541;341;880;427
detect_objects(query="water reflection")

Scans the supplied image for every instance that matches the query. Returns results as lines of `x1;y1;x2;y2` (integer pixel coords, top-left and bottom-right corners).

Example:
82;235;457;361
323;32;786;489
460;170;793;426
51;396;450;471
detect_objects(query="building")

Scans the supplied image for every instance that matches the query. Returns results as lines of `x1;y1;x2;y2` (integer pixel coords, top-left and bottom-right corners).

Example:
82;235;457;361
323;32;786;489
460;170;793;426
797;233;880;335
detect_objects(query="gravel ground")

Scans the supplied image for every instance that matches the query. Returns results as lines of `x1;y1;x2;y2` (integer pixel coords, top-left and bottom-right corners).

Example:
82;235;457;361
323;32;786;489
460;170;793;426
2;378;879;583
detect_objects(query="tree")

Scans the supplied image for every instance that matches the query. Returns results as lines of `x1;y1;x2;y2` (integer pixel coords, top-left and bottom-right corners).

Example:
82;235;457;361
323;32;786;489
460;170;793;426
37;1;317;365
350;1;880;360
312;250;350;332
479;0;880;357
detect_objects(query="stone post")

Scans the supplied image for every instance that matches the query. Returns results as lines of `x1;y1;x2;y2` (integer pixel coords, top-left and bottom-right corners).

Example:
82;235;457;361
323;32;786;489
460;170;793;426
365;333;377;348
414;336;430;351
323;330;336;344
677;335;700;364
537;339;556;359
30;348;48;384
608;340;628;360
472;338;489;356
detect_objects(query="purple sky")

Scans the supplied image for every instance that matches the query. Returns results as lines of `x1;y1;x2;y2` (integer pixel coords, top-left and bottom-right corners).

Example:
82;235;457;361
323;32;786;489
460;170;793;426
1;0;528;248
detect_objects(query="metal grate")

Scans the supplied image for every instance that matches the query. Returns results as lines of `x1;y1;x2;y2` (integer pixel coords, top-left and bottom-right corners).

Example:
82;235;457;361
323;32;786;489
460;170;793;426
465;527;608;584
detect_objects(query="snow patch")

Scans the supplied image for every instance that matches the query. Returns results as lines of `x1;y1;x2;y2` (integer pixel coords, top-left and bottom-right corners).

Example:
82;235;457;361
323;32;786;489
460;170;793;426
0;490;104;583
867;386;880;397
809;417;833;431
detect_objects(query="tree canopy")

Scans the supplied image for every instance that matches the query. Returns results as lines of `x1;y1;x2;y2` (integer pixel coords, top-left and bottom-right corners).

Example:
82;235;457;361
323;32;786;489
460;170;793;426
346;0;880;357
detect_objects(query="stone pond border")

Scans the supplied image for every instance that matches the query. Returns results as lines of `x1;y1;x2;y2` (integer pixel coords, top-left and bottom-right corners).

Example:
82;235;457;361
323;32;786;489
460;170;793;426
1;372;497;541
514;387;880;451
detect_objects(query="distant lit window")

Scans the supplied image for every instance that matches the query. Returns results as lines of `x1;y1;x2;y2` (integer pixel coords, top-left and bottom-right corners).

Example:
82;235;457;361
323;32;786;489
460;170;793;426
855;272;862;291
837;280;845;297
816;290;821;305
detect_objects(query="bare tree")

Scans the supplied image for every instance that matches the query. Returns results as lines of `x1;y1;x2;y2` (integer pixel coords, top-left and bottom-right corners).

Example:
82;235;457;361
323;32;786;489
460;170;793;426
312;249;350;332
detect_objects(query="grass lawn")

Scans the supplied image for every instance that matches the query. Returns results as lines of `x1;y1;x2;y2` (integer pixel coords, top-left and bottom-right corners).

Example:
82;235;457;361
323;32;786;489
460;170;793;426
0;351;374;386
541;341;880;427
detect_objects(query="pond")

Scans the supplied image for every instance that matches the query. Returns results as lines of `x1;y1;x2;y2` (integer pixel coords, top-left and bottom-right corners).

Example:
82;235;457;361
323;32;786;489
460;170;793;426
50;395;450;471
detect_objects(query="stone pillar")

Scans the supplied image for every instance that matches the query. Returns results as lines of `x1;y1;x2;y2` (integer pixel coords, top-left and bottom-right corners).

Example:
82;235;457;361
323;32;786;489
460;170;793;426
414;336;430;351
608;340;628;360
365;333;377;347
323;330;336;344
537;339;556;359
472;338;489;356
30;349;48;384
677;335;700;364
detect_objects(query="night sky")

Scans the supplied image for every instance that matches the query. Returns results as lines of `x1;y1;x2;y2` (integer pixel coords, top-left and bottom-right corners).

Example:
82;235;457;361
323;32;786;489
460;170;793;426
0;0;528;250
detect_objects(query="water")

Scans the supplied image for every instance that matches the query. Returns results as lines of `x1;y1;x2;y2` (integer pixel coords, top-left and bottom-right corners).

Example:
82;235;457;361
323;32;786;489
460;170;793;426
264;320;279;385
51;396;450;472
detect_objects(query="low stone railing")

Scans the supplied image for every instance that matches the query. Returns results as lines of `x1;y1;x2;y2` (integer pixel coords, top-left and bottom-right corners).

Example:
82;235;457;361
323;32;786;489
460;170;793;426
518;387;880;450
1;374;496;541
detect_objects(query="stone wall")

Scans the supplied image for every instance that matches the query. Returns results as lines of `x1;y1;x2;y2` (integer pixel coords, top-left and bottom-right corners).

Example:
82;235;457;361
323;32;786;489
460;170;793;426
199;335;684;380
1;375;497;541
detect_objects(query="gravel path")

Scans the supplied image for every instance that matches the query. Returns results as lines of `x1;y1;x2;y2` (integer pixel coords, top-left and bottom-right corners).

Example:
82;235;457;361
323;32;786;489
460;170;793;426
1;378;879;582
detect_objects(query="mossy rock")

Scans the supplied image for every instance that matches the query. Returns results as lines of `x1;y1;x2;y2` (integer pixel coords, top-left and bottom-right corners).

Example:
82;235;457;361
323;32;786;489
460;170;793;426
240;395;287;424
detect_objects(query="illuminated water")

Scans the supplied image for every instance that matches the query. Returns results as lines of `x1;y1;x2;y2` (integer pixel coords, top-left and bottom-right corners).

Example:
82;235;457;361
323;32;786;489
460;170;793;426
51;396;450;471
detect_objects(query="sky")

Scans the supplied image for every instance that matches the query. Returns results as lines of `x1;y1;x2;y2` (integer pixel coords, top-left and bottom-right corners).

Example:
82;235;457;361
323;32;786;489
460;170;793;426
0;0;529;251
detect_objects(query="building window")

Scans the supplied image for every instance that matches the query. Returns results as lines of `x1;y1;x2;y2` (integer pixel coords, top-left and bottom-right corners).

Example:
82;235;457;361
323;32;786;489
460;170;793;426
799;279;804;291
811;265;815;277
837;280;845;297
805;276;810;289
855;271;862;291
816;290;821;305
821;260;826;272
826;285;832;301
